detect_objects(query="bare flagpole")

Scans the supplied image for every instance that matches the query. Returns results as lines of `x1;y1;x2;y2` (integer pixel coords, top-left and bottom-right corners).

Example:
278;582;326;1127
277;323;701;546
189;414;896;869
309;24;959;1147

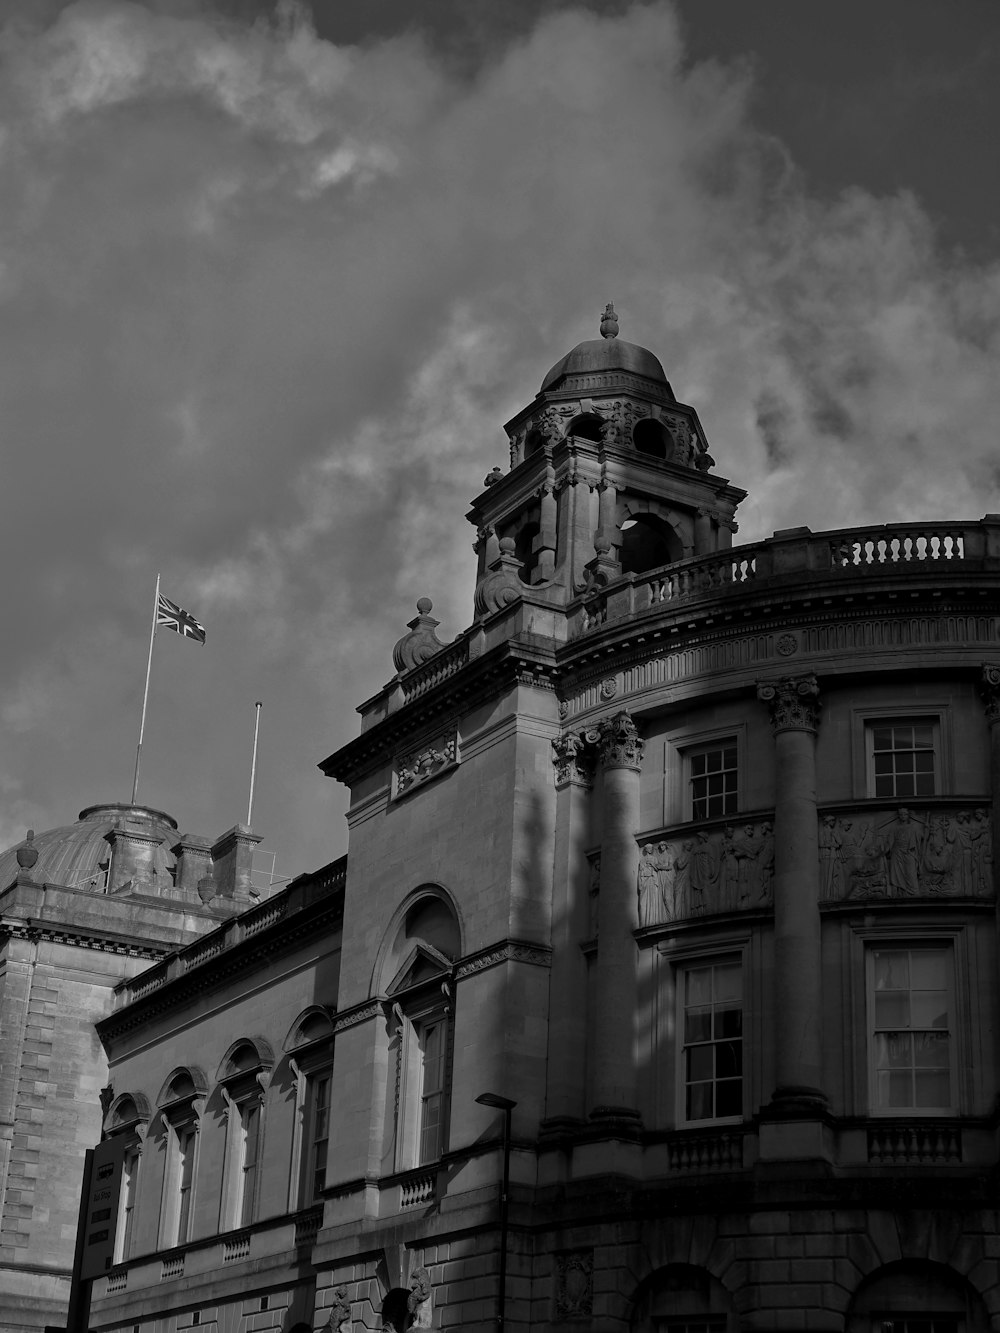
246;701;263;827
131;574;160;806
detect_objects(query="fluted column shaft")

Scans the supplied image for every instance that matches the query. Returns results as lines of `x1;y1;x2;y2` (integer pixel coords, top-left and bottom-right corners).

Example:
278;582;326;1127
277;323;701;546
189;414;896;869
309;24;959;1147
588;712;643;1120
758;676;826;1109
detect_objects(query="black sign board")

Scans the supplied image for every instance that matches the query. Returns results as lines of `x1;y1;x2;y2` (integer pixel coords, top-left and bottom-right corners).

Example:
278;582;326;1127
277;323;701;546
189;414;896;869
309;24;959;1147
79;1135;127;1280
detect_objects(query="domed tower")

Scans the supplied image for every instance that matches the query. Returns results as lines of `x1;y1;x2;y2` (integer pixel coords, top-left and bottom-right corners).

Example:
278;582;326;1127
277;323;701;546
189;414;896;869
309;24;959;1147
468;303;745;609
0;803;261;1332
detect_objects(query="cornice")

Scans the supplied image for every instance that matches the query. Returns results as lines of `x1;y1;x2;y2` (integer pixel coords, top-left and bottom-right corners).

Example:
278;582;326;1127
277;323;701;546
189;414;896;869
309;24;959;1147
1;921;166;959
320;638;559;786
97;895;344;1044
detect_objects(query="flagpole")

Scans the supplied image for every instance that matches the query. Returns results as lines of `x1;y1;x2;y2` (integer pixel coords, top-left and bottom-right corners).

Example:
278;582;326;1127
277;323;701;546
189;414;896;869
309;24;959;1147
247;701;263;827
131;574;160;806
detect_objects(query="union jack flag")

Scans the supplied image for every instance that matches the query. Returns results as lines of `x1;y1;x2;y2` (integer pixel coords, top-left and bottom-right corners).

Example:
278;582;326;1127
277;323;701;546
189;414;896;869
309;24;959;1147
156;593;206;643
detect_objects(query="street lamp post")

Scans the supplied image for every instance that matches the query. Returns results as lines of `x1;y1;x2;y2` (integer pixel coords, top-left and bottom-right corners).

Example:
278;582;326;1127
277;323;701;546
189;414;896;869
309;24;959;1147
475;1091;517;1333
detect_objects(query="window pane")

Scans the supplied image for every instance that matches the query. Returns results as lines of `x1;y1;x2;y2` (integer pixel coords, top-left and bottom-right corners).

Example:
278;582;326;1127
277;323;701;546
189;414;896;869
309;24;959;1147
910;993;948;1029
874;951;908;989
914;1032;950;1068
686;1083;713;1120
713;963;741;1002
715;1040;742;1080
915;1070;950;1107
909;951;947;988
687;1045;714;1082
685;969;712;1005
874;993;910;1028
685;1008;712;1043
715;1079;742;1117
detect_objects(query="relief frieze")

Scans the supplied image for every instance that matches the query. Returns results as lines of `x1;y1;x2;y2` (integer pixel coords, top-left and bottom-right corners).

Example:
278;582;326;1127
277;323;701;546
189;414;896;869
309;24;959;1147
819;806;993;901
637;819;774;927
393;729;459;799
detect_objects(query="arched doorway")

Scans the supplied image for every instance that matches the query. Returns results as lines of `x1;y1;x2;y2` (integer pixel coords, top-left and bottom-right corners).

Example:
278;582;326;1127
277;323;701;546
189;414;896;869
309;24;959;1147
845;1259;990;1333
630;1263;736;1333
619;513;682;575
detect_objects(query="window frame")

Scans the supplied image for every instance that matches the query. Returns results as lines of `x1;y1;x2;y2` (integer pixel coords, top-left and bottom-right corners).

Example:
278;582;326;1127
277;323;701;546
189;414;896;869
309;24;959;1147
391;981;454;1172
220;1071;265;1230
667;726;747;827
289;1044;334;1209
160;1108;200;1249
865;941;958;1117
851;705;950;801
675;954;745;1127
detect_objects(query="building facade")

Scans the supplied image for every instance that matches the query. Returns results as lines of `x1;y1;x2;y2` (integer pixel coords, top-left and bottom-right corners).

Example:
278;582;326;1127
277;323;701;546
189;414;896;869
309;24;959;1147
87;310;1000;1333
0;803;262;1332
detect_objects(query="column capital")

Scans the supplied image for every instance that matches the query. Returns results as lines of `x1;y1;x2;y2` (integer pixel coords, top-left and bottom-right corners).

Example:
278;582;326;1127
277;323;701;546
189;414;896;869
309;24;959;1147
584;710;644;771
552;733;594;788
757;674;821;735
981;664;1000;723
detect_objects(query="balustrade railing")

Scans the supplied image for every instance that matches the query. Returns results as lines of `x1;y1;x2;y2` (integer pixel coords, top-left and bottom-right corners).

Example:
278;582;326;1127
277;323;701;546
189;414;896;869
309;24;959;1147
667;1130;745;1172
399;1170;436;1207
575;519;994;635
401;638;470;699
867;1123;962;1165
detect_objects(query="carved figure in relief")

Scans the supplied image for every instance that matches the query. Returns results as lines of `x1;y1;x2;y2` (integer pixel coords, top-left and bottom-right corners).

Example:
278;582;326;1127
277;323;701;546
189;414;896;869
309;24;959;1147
974;809;993;895
921;816;956;894
655;841;679;920
689;831;719;915
818;814;844;899
637;845;660;927
952;810;977;894
880;807;924;897
755;822;774;901
720;826;739;909
841;821;884;897
672;839;693;915
732;823;758;906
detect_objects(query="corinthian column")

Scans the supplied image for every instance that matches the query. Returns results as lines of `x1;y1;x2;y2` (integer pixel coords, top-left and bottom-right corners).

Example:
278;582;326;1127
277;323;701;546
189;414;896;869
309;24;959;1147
586;710;643;1123
980;665;1000;897
757;675;827;1111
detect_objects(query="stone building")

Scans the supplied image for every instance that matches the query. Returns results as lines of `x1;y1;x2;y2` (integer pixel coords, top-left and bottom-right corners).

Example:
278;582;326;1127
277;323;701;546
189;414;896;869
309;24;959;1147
0;803;261;1332
87;309;1000;1333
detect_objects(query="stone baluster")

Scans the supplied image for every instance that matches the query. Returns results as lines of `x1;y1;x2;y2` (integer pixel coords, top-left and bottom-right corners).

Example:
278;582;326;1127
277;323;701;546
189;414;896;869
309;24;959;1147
757;675;827;1113
586;711;643;1124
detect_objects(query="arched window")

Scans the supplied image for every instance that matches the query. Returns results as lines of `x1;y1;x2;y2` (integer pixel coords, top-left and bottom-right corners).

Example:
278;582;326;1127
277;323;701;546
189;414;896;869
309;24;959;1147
630;1263;736;1333
846;1260;989;1333
566;413;604;443
284;1008;335;1210
155;1068;207;1249
633;417;672;460
378;891;461;1173
215;1039;273;1230
619;513;683;575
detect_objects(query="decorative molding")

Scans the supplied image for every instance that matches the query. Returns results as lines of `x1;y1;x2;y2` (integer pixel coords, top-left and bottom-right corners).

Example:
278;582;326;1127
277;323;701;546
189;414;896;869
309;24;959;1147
555;1250;594;1320
393;728;459;798
599;676;618;700
455;940;552;979
757;674;821;734
776;632;798;656
334;999;383;1033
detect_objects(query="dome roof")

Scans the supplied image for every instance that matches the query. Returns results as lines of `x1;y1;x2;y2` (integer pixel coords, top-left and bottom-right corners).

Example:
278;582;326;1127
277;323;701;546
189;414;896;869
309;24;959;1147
540;338;668;392
539;303;669;392
0;803;178;893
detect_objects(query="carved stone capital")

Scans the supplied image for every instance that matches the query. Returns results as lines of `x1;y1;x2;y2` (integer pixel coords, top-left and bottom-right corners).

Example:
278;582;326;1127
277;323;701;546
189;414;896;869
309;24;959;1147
552;733;594;788
585;710;643;771
981;664;1000;723
757;674;821;734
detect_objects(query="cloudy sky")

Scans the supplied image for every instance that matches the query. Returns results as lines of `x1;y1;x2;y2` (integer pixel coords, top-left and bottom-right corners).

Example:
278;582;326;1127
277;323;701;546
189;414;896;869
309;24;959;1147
2;0;999;884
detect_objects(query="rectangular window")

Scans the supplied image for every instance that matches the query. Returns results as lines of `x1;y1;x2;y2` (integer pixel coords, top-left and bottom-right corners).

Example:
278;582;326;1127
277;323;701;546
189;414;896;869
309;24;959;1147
867;719;937;799
308;1073;330;1202
175;1124;196;1245
688;740;738;821
237;1099;261;1227
680;960;742;1122
869;946;953;1112
114;1144;140;1263
418;1016;448;1165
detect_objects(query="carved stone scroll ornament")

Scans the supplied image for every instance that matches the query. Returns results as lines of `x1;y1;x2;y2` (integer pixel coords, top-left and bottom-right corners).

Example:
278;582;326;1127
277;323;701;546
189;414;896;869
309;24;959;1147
395;732;458;796
474;538;524;618
392;599;449;675
757;674;821;734
981;664;1000;723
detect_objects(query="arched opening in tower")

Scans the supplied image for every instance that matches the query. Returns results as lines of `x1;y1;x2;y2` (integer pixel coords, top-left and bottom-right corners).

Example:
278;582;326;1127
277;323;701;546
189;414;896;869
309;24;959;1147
633;418;673;460
619;514;682;575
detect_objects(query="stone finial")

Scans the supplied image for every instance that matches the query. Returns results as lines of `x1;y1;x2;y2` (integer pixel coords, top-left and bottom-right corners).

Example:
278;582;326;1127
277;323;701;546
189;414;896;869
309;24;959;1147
599;302;619;339
392;599;448;674
16;831;38;871
483;466;504;487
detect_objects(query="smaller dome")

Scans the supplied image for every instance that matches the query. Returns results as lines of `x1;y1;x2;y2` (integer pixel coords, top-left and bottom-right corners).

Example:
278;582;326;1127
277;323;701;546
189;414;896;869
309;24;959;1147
539;305;669;392
541;338;668;392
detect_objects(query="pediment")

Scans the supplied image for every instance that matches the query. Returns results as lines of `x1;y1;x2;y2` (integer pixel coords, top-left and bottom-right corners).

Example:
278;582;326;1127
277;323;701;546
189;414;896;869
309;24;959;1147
385;942;453;996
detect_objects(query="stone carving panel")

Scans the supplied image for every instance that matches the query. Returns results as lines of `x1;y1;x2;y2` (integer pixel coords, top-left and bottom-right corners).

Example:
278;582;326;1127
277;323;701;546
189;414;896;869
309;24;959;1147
818;807;993;900
637;819;774;926
555;1250;594;1320
393;730;458;798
